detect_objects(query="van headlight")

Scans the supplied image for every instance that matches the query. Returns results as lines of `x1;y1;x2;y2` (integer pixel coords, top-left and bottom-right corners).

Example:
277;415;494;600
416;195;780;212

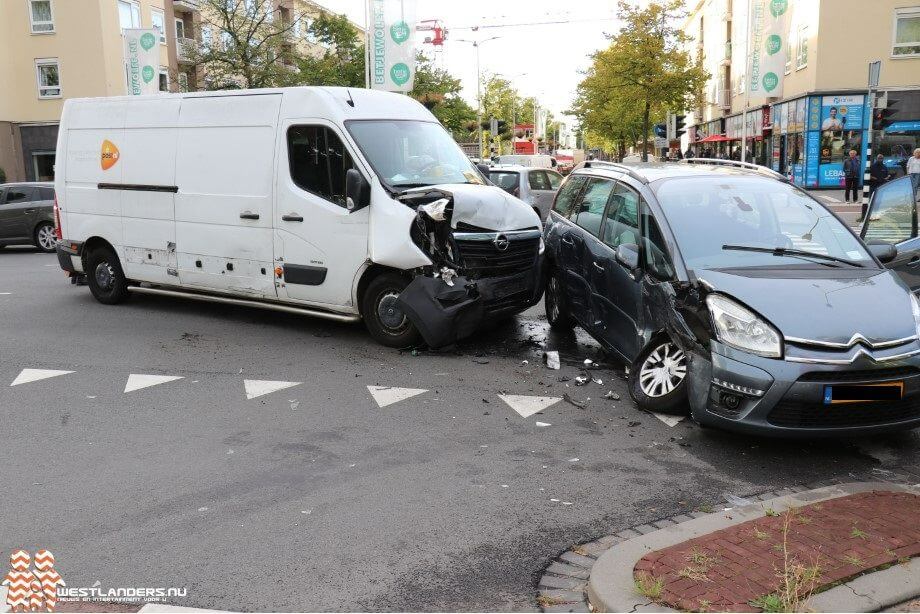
910;293;920;337
706;294;782;358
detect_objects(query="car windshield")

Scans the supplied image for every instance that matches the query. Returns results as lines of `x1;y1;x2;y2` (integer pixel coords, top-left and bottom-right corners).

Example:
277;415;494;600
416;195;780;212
654;176;874;269
346;120;483;190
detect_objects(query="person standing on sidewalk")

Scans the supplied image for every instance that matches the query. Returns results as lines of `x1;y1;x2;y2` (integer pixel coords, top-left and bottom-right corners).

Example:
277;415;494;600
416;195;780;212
908;148;920;201
843;149;860;203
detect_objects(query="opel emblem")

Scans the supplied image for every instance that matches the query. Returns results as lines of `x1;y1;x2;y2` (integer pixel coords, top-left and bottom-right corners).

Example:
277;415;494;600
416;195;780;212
493;234;510;251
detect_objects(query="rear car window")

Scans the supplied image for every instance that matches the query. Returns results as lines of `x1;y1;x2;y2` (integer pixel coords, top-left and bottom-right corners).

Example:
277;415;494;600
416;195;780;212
528;171;551;191
546;171;563;189
571;178;614;237
3;188;33;204
39;187;55;201
552;175;587;217
488;171;520;193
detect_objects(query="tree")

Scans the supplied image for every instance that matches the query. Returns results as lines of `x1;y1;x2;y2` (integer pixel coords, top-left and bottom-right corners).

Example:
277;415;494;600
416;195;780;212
297;12;365;88
190;0;306;89
410;53;476;140
573;0;708;160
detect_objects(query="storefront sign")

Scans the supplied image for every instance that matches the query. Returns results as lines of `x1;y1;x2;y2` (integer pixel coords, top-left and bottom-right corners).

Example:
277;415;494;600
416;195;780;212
805;131;820;186
122;28;160;96
885;120;920;134
819;94;865;131
748;0;789;103
367;0;417;92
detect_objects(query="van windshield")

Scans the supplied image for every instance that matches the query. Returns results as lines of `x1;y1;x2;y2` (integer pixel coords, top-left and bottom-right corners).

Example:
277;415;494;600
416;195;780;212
346;120;482;191
654;176;875;270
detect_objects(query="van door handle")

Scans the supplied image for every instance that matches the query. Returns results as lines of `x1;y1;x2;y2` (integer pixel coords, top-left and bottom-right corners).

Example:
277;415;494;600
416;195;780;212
909;256;920;267
593;261;605;271
281;213;304;222
239;211;260;220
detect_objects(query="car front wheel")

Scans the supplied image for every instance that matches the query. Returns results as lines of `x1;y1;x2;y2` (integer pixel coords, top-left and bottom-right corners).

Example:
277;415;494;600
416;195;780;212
629;339;689;414
86;247;130;305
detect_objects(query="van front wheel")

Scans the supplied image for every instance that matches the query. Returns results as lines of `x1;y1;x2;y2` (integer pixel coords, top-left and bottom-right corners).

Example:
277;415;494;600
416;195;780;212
86;247;130;305
362;272;421;348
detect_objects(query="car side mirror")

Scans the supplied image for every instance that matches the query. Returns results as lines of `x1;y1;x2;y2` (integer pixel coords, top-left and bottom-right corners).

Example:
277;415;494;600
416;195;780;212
345;168;370;211
616;243;640;270
867;241;897;264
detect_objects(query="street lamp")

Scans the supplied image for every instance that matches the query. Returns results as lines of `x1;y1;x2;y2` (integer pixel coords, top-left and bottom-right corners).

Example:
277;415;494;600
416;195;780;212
454;36;502;159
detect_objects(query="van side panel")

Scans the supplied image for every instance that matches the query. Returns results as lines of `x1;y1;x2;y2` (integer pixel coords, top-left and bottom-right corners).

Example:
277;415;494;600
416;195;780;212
63;99;127;249
174;94;280;297
121;98;181;284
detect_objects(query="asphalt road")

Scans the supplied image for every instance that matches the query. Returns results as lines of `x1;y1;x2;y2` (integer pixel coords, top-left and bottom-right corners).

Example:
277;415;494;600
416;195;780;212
1;247;919;612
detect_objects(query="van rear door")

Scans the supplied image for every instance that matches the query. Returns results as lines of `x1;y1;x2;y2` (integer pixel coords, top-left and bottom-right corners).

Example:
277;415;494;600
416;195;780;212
174;94;280;297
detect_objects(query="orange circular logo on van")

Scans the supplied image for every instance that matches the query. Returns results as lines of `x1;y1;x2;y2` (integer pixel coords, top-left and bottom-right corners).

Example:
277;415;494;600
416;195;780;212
100;140;120;171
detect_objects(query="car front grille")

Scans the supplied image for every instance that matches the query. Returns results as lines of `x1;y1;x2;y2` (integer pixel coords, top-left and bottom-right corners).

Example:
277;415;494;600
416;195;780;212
767;396;920;428
798;367;920;382
453;237;540;279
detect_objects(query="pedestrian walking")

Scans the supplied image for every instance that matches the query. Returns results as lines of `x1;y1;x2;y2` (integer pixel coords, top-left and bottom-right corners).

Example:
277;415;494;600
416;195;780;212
908;148;920;202
843;149;860;203
684;146;693;159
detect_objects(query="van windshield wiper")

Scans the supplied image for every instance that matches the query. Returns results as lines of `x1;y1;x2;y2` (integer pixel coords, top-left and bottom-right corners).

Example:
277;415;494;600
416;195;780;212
722;244;867;268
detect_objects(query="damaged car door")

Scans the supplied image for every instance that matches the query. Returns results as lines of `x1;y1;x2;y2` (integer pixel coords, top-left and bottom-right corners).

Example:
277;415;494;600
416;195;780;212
861;176;920;291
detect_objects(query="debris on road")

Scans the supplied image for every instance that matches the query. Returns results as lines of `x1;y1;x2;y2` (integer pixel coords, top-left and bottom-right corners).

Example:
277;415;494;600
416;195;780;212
627;420;641;427
290;400;300;410
604;391;621;400
535;421;551;427
574;376;588;386
543;351;560;370
563;393;587;408
723;493;754;507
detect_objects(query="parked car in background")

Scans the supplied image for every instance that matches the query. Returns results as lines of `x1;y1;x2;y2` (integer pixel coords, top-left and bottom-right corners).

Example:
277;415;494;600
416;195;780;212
0;182;57;253
543;159;920;437
495;154;557;169
488;165;563;220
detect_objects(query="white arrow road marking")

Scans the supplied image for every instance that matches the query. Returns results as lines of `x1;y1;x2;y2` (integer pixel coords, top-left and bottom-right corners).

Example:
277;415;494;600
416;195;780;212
0;292;11;295
10;368;74;386
124;374;184;393
498;394;561;418
651;412;685;427
244;379;301;400
367;385;428;408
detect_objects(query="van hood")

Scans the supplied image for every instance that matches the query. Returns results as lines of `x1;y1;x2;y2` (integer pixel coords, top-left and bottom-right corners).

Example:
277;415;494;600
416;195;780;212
406;183;540;231
698;268;918;345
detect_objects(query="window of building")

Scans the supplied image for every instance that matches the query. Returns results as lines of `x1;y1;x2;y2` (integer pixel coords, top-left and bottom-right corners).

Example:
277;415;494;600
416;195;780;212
29;0;54;33
178;72;189;92
159;67;169;92
35;58;61;98
795;25;808;69
287;125;356;208
175;17;185;40
117;0;141;30
151;8;166;43
893;7;920;57
32;153;56;182
201;25;212;48
784;39;792;75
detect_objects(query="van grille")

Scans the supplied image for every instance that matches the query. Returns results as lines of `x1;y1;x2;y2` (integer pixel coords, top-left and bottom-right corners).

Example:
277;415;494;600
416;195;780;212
453;237;540;279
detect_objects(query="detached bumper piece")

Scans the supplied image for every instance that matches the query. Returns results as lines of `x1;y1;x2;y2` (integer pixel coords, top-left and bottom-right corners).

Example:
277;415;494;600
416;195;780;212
397;276;484;349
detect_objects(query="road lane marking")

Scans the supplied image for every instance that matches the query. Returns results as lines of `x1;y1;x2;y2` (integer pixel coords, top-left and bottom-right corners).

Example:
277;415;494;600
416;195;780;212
124;374;184;393
367;385;428;408
497;394;561;418
243;379;301;400
10;368;74;386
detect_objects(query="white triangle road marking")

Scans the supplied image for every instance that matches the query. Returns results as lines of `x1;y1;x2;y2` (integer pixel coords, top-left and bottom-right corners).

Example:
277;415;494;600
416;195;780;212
244;379;301;400
10;368;74;387
367;385;428;408
651;412;685;427
498;394;561;418
124;374;184;393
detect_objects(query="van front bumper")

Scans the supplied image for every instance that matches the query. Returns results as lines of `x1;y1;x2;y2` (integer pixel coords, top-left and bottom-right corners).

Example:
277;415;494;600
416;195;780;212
686;343;920;437
475;257;545;316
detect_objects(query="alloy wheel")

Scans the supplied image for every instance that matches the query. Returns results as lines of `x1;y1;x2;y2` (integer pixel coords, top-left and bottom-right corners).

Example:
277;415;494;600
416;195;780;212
37;225;56;251
639;342;687;398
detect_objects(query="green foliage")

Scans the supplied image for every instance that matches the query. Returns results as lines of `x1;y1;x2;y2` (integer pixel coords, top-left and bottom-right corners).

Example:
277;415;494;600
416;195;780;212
410;53;476;140
571;0;708;159
750;593;783;612
297;12;365;88
0;167;6;184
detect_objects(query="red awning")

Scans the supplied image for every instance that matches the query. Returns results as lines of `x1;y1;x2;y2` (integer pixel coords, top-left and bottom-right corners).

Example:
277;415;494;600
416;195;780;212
696;134;732;143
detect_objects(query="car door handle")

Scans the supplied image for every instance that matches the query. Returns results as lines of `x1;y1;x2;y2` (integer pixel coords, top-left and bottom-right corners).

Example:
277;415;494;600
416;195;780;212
239;211;260;220
593;261;605;271
561;236;574;246
24;209;34;214
281;213;304;222
909;256;920;267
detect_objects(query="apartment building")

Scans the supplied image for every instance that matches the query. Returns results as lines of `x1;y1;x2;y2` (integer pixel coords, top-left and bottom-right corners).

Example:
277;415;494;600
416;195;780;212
0;0;363;183
681;0;920;189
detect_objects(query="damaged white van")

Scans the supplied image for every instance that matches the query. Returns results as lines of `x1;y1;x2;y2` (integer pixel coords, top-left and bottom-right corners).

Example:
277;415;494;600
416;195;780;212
54;87;543;347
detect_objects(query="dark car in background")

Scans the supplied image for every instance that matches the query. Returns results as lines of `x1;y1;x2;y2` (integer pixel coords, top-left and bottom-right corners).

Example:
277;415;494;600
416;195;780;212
0;182;57;253
543;159;920;437
487;165;563;221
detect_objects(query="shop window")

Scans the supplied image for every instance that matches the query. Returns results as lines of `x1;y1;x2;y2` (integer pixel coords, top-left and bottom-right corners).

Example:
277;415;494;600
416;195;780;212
29;0;54;33
35;58;61;98
893;7;920;57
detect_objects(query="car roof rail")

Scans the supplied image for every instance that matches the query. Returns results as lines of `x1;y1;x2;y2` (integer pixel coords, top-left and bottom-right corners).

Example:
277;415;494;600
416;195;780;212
573;160;648;184
680;158;790;182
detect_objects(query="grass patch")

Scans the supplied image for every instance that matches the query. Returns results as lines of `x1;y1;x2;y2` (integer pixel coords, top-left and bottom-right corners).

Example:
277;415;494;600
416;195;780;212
850;526;868;540
750;510;822;612
698;504;714;514
843;555;865;567
698;599;711;612
753;528;771;541
751;593;784;612
536;595;562;608
764;507;780;517
678;566;711;582
634;573;663;600
571;545;589;556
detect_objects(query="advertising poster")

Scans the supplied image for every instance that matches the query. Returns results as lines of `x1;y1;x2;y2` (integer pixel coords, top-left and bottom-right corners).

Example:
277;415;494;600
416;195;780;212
122;28;160;96
817;94;866;187
805;131;820;186
368;0;417;92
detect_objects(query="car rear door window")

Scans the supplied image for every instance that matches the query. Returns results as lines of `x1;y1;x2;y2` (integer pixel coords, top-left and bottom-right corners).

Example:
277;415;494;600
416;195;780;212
546;171;563;189
572;177;614;237
528;170;551;191
602;183;640;248
39;187;55;201
287;125;355;208
641;208;675;280
489;171;520;193
552;175;587;218
4;188;33;204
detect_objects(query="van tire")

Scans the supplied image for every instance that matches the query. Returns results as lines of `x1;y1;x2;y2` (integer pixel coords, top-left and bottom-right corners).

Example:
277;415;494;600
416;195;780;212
545;268;575;331
361;272;421;348
628;338;689;415
86;247;130;305
34;222;57;253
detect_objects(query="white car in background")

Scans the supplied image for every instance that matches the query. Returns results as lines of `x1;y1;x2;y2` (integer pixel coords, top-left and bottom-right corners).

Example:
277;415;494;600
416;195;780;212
487;164;564;221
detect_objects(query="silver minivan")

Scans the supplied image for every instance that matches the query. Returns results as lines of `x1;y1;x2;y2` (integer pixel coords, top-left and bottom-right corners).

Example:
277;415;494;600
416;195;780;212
488;165;563;221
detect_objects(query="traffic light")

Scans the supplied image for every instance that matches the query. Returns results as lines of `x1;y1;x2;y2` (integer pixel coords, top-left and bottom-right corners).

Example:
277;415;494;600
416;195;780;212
654;123;667;139
674;114;687;138
873;97;899;131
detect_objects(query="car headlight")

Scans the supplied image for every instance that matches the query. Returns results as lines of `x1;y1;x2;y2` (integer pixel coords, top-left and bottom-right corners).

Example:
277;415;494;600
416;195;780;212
910;293;920;337
706;294;782;358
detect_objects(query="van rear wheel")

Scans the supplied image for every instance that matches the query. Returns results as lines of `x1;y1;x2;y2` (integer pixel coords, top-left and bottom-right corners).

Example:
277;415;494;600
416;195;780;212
362;272;421;348
86;247;130;305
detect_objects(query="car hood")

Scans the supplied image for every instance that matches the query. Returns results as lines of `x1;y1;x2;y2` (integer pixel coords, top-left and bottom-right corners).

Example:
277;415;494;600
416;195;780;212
698;268;917;345
407;183;540;231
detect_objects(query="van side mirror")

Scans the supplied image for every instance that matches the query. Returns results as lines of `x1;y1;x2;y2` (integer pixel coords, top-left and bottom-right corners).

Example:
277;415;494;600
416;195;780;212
867;241;898;264
345;168;370;212
476;163;490;176
615;243;640;270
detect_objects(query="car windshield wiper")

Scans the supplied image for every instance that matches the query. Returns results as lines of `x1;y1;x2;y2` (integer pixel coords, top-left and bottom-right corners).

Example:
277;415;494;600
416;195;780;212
722;244;867;268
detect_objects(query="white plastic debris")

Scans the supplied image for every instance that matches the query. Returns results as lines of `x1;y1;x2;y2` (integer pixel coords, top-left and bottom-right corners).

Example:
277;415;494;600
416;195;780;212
593;378;603;385
568;457;580;462
723;493;754;507
419;198;450;221
543;351;561;370
584;359;594;366
574;376;588;386
437;266;458;286
301;509;313;515
535;421;551;427
290;400;300;410
521;359;529;366
604;391;621;400
197;507;208;512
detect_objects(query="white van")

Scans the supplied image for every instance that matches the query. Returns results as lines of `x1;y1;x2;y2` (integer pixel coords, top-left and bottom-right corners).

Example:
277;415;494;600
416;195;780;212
54;87;543;347
494;154;556;169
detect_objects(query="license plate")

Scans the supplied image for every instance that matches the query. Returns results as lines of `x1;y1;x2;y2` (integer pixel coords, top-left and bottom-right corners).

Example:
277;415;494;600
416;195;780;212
823;382;904;405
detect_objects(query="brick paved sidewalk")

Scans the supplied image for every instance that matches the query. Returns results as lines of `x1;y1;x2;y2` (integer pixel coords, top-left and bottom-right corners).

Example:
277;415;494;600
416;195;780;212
634;490;920;612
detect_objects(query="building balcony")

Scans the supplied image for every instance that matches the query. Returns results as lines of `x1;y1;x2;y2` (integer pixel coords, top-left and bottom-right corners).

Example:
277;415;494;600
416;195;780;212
718;89;732;110
177;37;197;63
173;0;199;13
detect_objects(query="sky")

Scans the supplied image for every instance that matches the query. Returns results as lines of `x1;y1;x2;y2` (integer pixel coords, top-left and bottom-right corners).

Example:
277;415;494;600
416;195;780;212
315;1;622;133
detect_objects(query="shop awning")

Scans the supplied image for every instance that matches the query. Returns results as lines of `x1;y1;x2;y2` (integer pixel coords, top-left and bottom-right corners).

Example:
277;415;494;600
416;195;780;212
696;134;732;143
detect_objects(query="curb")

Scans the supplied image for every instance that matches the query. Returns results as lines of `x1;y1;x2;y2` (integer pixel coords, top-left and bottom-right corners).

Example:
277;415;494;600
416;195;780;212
536;475;920;613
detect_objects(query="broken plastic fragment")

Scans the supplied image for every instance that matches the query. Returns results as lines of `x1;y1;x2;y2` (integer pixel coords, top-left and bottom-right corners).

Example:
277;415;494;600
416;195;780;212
544;351;561;370
563;393;587;408
723;493;754;507
574;376;588;386
436;266;457;286
419;198;450;221
535;421;551;427
604;391;621;401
